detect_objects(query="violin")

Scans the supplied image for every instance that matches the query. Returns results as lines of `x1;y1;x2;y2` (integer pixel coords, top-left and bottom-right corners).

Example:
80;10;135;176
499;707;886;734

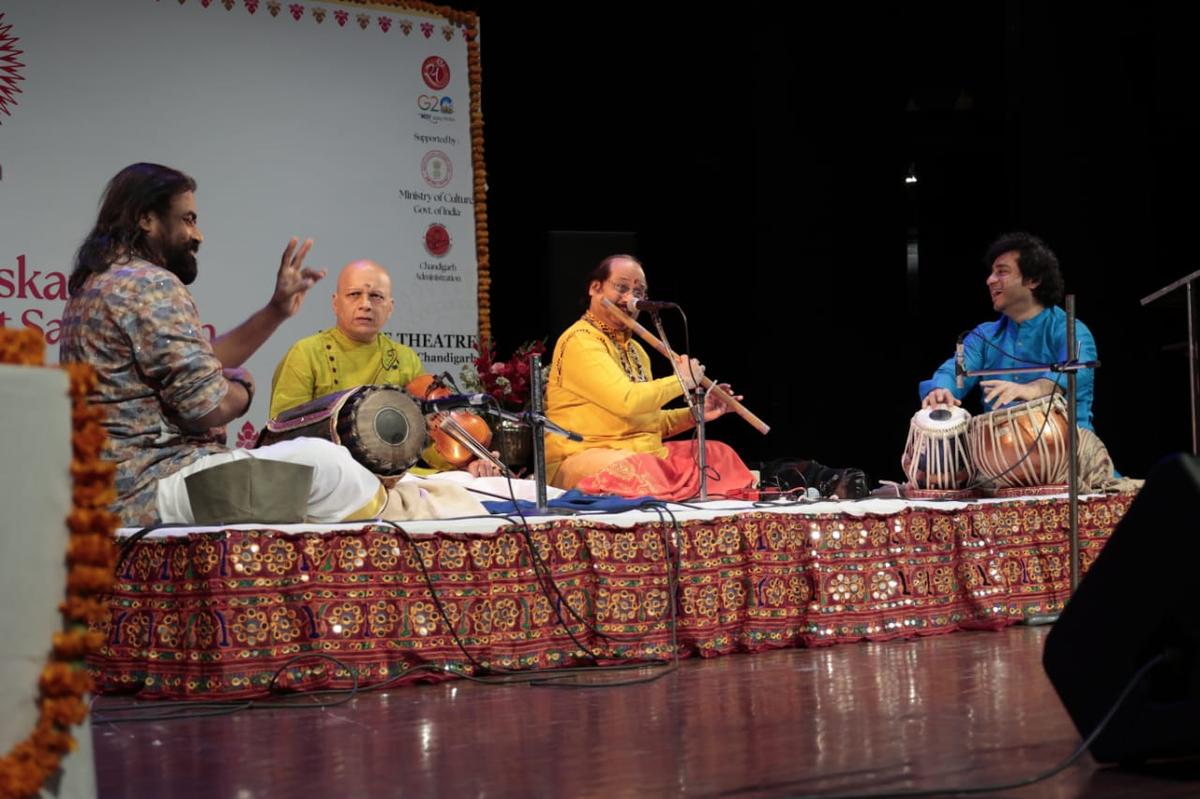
405;373;499;470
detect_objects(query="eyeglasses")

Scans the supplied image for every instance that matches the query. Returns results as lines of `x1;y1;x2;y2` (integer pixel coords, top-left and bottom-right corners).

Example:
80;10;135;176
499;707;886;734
605;279;648;300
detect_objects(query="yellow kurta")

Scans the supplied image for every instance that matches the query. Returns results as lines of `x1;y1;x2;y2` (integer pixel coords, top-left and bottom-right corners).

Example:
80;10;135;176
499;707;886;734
545;318;695;483
269;328;425;419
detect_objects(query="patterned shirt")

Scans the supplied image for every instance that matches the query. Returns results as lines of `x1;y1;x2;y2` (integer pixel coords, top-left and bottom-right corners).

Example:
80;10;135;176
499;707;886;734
59;258;228;525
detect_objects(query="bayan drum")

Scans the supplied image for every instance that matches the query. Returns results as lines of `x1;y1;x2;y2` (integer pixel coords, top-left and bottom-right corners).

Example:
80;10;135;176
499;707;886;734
257;386;428;476
968;394;1070;492
901;405;975;493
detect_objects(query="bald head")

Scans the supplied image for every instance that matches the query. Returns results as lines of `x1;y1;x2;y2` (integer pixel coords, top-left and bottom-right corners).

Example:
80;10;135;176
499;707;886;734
332;259;395;342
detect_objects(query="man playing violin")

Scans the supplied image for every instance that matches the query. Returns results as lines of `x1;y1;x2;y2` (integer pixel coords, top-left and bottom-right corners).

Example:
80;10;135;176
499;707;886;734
269;259;503;477
544;254;755;498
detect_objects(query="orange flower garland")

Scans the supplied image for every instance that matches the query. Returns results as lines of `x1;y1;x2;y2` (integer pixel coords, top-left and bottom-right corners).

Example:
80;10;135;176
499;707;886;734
0;328;117;799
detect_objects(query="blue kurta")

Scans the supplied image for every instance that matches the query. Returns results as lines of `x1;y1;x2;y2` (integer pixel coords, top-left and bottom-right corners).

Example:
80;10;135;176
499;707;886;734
919;306;1097;431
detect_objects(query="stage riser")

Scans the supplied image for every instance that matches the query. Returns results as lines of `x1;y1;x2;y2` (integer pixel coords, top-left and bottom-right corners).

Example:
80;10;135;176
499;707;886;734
95;495;1131;699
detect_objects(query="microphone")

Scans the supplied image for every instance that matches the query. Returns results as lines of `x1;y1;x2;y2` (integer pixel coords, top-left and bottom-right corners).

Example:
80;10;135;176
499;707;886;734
955;332;966;390
494;408;584;442
536;415;584;442
420;393;492;413
626;298;678;313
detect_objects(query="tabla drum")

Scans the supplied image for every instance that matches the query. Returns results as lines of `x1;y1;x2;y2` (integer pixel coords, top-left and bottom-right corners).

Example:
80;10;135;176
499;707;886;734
256;385;428;476
967;394;1070;493
901;405;975;495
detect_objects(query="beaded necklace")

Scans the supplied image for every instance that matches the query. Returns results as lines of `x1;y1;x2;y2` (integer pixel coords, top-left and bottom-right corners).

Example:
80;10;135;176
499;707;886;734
583;311;648;383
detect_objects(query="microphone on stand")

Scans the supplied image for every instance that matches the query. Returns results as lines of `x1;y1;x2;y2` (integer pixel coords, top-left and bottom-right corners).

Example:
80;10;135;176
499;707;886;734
420;393;492;413
492;408;584;442
626;298;678;313
436;371;463;392
528;413;584;443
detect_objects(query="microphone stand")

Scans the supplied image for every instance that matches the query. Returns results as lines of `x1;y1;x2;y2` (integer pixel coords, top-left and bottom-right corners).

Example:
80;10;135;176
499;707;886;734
960;294;1096;607
650;310;709;501
420;373;579;512
1140;267;1200;454
529;352;551;513
1065;296;1080;593
523;353;584;515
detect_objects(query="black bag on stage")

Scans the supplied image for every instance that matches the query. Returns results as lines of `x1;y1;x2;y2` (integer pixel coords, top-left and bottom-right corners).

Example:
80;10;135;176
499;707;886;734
757;458;871;500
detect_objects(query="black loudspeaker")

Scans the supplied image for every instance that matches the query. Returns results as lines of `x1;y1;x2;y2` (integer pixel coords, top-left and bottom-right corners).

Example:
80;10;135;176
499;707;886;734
1043;453;1200;764
543;230;638;344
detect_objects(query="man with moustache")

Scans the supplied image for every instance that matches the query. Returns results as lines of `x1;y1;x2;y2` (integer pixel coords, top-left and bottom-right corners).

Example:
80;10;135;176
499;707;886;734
60;163;482;525
544;253;755;498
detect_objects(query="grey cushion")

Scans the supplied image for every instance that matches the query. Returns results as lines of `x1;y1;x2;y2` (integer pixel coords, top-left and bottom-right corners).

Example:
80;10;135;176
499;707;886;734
184;458;313;524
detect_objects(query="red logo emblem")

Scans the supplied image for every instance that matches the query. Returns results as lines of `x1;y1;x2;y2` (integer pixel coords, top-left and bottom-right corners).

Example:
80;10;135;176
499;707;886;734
424;224;451;257
236;421;258;449
0;13;27;125
421;56;450;90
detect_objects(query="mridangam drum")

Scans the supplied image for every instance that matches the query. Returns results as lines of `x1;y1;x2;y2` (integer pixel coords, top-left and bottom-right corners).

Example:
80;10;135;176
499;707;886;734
901;405;974;492
256;386;428;476
967;394;1070;492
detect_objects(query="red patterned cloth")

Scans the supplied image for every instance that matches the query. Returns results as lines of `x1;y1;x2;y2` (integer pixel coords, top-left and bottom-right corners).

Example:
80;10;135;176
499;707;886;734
575;441;756;500
92;494;1133;699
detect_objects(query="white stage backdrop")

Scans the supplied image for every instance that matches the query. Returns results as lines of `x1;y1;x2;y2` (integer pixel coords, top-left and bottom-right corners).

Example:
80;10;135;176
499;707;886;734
0;0;481;438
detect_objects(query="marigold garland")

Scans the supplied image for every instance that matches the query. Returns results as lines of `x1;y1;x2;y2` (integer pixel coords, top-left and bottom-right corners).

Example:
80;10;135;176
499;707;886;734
0;327;116;799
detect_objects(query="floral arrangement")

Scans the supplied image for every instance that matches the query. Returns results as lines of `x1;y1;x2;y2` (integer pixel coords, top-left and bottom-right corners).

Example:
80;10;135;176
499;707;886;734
0;328;117;799
459;339;548;411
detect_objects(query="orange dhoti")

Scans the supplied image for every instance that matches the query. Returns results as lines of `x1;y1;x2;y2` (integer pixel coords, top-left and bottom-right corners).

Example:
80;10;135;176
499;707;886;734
554;440;755;501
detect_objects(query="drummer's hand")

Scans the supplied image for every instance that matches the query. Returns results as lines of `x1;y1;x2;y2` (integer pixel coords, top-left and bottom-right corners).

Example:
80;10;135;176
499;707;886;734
922;388;960;409
270;237;327;317
674;354;705;390
981;379;1038;407
467;453;505;478
703;383;740;421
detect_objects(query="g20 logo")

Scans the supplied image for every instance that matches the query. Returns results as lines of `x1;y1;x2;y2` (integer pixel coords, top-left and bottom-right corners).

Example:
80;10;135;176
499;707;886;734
417;95;454;114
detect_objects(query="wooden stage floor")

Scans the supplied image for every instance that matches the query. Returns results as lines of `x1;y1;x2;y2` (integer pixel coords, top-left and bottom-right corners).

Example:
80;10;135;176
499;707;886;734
91;625;1198;798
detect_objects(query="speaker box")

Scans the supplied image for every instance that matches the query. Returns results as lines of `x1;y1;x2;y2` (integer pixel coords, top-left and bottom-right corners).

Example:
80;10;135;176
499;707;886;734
543;230;638;344
1043;453;1200;764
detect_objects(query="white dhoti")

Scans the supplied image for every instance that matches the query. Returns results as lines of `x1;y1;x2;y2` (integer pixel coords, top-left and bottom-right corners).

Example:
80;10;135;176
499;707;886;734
156;438;490;525
156;438;386;524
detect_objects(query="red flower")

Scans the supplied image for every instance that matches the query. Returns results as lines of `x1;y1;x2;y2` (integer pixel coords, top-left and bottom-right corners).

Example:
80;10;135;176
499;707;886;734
463;339;548;410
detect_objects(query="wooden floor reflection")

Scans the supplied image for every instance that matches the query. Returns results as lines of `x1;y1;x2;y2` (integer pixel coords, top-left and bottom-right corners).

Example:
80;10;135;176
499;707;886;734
92;627;1198;798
